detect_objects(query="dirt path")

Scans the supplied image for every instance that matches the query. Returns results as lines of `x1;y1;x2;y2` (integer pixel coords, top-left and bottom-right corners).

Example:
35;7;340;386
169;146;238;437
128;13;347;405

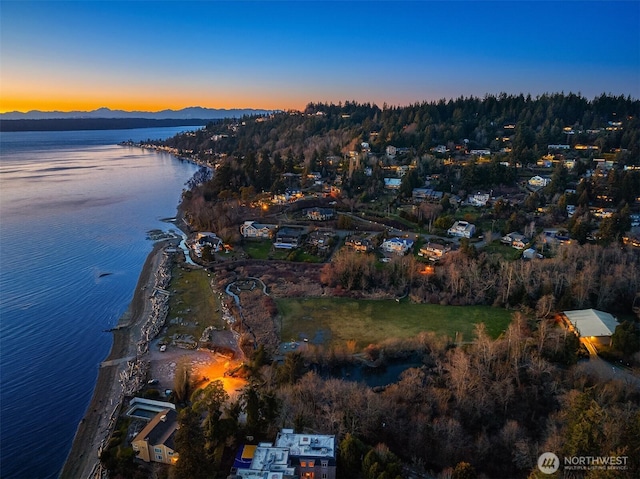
60;240;175;479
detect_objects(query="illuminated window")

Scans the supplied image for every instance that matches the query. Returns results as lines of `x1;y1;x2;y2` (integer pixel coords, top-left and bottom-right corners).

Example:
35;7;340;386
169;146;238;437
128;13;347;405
308;460;315;468
300;461;307;468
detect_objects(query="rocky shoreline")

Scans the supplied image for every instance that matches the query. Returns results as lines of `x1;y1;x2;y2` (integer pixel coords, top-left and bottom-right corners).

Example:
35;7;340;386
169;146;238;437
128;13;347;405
60;239;178;479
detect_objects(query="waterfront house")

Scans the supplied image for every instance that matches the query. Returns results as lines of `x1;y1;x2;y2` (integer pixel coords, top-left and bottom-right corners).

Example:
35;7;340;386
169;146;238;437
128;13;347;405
131;408;178;465
448;221;476;238
193;232;223;256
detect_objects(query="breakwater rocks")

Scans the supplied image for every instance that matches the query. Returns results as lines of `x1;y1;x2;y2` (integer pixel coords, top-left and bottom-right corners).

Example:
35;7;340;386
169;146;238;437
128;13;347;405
119;359;150;397
136;250;172;356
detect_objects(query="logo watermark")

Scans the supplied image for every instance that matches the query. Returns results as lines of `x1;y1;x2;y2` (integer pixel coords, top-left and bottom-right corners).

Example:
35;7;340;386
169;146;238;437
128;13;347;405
537;452;559;474
537;452;629;474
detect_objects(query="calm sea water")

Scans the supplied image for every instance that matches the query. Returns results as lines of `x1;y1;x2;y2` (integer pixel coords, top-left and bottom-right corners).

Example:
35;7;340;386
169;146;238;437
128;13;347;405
0;127;200;479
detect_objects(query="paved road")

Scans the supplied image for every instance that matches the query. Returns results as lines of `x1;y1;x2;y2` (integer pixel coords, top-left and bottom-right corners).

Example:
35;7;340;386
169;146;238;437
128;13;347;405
580;338;640;389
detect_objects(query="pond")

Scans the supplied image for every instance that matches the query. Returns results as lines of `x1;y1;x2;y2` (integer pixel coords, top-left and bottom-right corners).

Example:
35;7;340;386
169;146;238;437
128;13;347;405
320;359;424;388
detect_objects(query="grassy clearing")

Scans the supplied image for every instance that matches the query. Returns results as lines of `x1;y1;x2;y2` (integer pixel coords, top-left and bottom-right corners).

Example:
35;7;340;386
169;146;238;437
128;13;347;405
243;240;277;259
277;297;513;348
482;241;525;260
163;266;224;342
242;240;323;262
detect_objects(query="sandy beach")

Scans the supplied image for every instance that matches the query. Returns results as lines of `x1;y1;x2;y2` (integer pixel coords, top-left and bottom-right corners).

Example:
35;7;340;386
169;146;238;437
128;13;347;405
60;240;176;479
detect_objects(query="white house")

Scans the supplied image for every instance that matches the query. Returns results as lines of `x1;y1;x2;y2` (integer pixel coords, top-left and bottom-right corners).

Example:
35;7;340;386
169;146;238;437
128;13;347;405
448;221;476;238
240;221;277;239
528;175;551;188
381;237;414;255
468;193;490;207
193;232;223;256
433;145;447;154
469;149;491;156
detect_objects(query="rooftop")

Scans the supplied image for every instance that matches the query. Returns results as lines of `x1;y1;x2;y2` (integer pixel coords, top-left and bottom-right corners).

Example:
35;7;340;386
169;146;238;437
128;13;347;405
563;309;618;337
275;429;335;459
133;408;178;450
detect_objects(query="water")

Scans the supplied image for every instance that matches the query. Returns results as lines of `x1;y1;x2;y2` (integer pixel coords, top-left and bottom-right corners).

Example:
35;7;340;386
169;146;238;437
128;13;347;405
0;127;200;479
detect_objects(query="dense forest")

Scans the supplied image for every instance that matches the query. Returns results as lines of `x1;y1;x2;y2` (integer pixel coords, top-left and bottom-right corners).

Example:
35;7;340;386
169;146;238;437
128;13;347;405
165;92;639;165
151;317;640;479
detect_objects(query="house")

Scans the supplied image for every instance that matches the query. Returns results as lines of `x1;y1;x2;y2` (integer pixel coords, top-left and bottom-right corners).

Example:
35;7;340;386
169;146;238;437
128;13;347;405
469;149;491;157
468;192;490;207
345;236;374;253
562;309;619;347
307;230;334;251
229;443;295;479
418;242;451;261
412;188;443;202
381;237;414;255
541;229;570;245
412;188;431;201
240;221;277;239
193;232;223;256
522;248;542;259
433;145;447;154
386;145;397;157
384;178;402;189
501;232;529;250
274;227;304;249
275;429;336;479
131;409;179;465
448;221;476;238
305;207;335;221
528;175;551;188
396;165;410;177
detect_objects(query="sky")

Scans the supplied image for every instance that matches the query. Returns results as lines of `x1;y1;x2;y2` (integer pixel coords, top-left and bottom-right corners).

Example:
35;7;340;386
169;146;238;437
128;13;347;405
1;0;639;113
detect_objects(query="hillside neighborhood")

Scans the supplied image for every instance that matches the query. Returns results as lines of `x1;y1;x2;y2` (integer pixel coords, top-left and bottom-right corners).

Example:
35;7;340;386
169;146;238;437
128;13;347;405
104;95;640;479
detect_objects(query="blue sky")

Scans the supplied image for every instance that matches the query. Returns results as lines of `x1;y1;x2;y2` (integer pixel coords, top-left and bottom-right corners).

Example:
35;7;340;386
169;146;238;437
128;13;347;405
1;0;639;112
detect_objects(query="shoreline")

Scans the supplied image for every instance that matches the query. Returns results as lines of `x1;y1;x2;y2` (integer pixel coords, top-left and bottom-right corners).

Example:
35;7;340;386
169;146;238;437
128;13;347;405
60;239;178;479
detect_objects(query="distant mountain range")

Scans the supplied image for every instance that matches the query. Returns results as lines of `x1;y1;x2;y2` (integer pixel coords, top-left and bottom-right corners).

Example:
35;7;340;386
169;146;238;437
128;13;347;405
0;106;272;120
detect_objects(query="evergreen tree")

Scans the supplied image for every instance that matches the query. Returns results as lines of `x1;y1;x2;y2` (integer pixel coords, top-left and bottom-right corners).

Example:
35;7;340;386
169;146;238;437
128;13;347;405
173;407;208;479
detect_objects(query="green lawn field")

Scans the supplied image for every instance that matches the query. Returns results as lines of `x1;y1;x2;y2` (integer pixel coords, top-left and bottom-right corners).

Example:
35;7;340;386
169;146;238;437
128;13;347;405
276;297;513;348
